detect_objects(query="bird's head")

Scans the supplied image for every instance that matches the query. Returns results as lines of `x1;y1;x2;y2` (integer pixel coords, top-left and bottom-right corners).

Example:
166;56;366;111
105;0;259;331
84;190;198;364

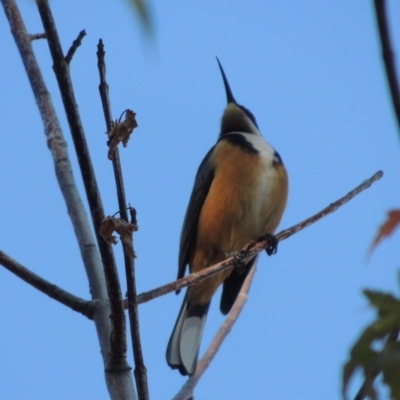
216;57;260;137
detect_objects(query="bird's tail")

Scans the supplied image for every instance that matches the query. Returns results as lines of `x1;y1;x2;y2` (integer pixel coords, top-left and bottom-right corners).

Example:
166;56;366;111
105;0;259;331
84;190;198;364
166;294;210;376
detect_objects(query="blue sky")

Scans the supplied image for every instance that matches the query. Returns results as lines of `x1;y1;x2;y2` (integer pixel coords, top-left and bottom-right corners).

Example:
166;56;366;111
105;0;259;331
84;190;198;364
1;1;400;399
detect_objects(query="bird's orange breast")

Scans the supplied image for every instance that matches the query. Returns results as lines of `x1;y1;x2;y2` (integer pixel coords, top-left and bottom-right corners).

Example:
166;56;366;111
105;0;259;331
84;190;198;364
187;139;288;305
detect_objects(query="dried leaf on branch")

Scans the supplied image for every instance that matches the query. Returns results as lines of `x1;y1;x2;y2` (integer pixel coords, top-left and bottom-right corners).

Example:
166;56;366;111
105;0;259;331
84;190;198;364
107;109;138;159
99;216;138;258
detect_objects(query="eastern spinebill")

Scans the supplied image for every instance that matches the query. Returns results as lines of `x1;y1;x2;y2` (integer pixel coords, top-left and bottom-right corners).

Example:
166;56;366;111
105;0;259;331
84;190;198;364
166;58;288;376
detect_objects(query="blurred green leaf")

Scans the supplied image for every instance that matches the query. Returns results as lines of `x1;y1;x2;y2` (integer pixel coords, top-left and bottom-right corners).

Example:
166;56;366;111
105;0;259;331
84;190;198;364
126;0;153;33
381;342;400;400
343;288;400;399
364;290;400;316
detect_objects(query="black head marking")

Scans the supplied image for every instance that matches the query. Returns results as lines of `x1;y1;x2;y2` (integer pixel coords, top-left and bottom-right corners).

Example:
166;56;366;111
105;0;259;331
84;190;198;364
218;133;258;155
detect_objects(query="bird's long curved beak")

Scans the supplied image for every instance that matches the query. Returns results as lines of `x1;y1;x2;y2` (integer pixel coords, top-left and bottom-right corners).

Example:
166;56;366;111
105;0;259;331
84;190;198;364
216;57;236;104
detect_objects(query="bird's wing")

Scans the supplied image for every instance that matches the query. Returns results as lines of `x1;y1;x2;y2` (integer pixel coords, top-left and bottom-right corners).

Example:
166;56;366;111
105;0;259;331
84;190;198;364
177;146;216;285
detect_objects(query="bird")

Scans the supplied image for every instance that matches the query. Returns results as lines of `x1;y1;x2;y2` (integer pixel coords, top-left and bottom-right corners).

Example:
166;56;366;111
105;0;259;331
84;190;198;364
166;58;288;376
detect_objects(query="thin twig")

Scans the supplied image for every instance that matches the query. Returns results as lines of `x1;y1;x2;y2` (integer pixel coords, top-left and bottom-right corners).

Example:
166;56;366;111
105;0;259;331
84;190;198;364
97;40;149;400
97;39;112;129
0;250;96;318
29;32;46;40
136;170;383;305
374;0;400;136
2;0;136;398
173;266;256;400
276;170;383;241
65;29;86;64
36;0;128;368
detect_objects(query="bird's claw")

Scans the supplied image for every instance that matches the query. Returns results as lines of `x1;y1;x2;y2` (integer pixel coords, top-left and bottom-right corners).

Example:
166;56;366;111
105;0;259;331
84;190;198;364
227;250;247;274
258;233;278;256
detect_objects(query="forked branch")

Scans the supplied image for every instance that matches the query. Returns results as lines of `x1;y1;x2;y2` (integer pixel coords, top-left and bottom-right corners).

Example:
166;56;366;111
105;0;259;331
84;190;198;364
2;0;136;397
36;0;128;370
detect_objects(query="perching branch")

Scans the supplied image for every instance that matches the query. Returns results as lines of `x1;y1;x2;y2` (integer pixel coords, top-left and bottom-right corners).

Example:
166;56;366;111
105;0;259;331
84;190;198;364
0;250;96;318
373;0;400;136
35;0;129;372
97;40;149;400
173;266;256;400
170;170;382;400
136;170;384;305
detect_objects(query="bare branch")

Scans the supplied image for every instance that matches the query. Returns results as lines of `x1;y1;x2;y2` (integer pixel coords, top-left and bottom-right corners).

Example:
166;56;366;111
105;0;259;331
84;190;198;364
136;170;384;305
0;250;96;318
125;234;149;400
173;267;256;400
29;32;46;40
1;0;136;397
97;40;149;400
373;0;400;136
65;29;86;64
276;170;383;242
97;39;113;129
35;0;129;371
1;0;115;357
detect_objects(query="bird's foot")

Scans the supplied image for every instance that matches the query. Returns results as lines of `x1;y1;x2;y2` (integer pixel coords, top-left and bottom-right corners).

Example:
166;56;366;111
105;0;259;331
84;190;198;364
227;240;256;274
232;250;247;274
227;250;246;274
257;233;278;256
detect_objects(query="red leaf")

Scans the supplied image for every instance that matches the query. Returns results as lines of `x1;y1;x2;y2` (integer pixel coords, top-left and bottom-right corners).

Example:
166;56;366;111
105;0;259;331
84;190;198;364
369;209;400;254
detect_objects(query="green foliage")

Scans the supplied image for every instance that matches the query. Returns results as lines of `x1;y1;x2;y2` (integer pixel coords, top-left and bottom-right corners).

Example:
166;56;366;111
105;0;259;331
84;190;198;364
126;0;153;32
343;283;400;400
